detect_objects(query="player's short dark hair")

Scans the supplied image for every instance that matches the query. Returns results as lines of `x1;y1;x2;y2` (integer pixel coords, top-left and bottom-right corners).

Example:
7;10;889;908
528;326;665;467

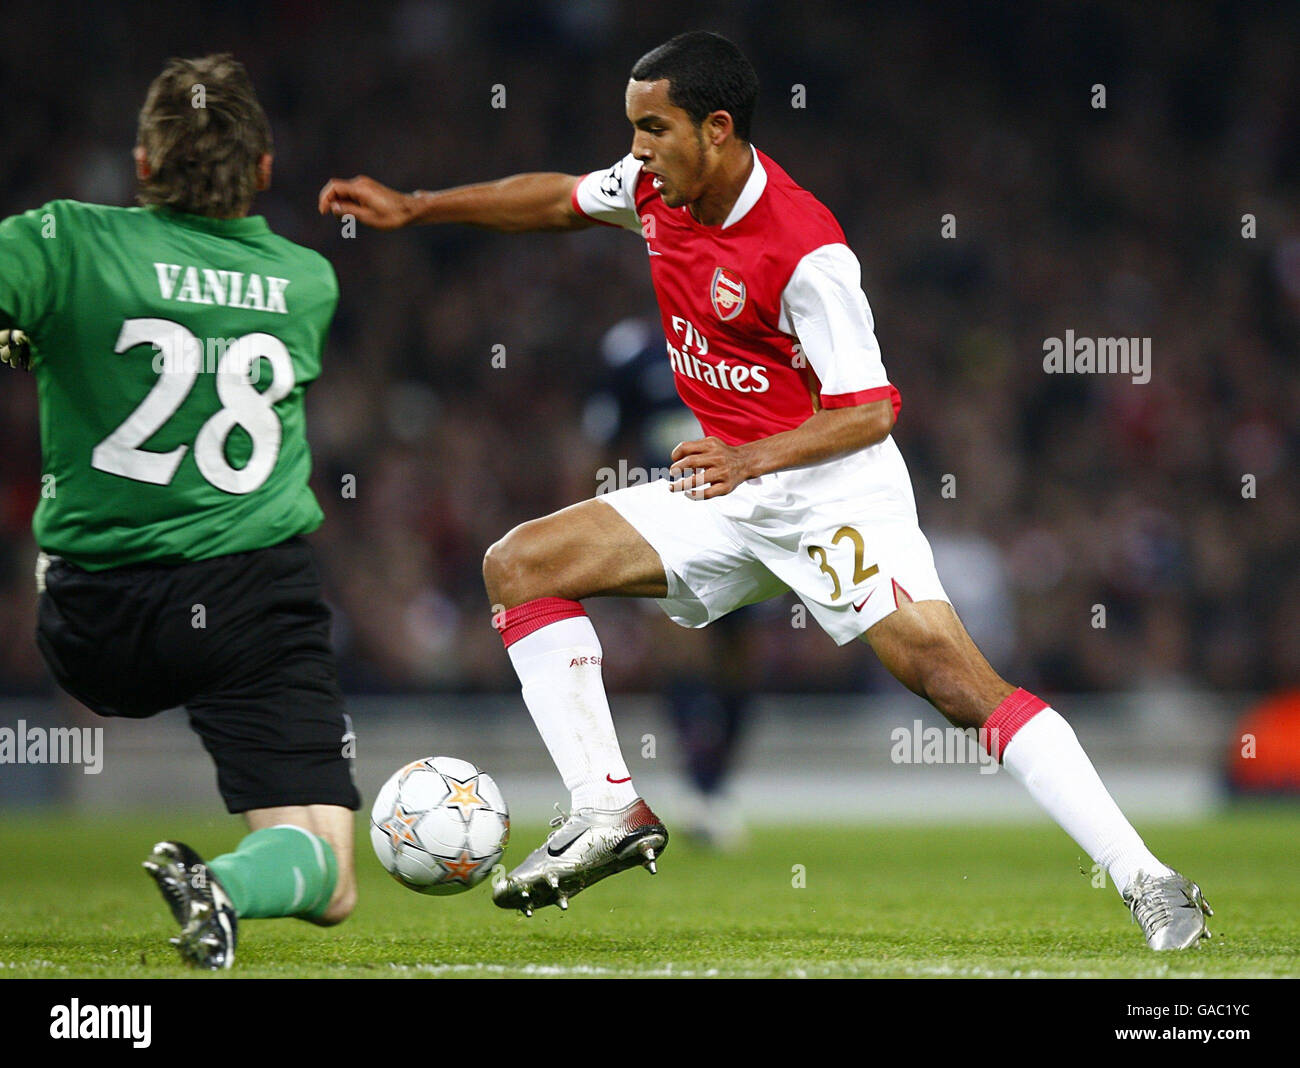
630;32;758;142
136;54;271;218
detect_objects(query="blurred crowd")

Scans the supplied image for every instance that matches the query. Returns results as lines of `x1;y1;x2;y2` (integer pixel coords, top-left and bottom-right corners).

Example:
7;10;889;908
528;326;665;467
0;0;1296;697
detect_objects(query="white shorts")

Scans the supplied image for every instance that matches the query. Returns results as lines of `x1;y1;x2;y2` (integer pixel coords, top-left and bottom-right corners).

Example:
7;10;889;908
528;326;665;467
598;436;950;645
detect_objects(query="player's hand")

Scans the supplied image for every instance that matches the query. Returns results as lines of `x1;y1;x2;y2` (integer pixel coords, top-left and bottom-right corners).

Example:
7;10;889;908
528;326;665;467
317;175;415;231
0;328;32;371
669;436;754;499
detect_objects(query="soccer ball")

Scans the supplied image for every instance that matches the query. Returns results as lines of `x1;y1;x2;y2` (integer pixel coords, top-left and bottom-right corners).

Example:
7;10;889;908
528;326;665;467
369;756;510;895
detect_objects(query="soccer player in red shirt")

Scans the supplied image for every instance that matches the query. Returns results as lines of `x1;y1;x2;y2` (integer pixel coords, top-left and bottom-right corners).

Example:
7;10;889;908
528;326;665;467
321;32;1209;949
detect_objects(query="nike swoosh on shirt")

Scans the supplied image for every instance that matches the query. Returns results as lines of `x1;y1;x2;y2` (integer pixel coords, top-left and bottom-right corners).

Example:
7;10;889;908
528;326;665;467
853;590;875;612
606;773;631;784
547;829;589;857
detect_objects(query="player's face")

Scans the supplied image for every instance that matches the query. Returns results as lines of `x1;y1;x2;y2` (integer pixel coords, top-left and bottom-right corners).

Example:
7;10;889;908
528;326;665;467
626;78;709;209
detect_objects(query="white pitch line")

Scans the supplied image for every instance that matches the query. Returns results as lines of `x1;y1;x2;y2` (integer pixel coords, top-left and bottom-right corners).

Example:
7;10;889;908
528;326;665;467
380;960;1227;980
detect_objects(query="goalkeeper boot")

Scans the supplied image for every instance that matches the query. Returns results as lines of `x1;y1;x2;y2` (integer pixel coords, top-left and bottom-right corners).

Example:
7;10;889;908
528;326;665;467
493;799;667;916
143;840;238;970
1123;870;1212;950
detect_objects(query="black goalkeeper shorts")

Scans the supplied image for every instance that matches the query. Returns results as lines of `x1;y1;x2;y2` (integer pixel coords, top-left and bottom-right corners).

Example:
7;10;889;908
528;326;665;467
35;537;360;814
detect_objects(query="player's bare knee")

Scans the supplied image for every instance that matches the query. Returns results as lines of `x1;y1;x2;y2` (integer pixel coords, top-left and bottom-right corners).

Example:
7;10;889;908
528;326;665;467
482;538;508;603
483;521;562;607
313;880;357;926
483;531;531;606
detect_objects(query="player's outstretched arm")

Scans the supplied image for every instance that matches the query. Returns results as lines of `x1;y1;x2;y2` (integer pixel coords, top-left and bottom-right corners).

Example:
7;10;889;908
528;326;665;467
317;172;592;233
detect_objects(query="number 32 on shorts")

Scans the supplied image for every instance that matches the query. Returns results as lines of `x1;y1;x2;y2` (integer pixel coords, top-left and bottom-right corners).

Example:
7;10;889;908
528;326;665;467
806;525;878;601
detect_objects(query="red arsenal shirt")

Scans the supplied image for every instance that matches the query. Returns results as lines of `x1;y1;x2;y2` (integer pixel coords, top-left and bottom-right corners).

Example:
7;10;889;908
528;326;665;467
573;147;900;446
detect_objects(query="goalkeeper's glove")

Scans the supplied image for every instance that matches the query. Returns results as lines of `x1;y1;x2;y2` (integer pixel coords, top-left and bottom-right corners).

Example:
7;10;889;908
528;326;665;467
0;328;32;370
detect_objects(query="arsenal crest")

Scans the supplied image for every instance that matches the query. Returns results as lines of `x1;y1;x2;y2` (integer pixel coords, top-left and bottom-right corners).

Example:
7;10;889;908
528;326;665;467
711;266;746;321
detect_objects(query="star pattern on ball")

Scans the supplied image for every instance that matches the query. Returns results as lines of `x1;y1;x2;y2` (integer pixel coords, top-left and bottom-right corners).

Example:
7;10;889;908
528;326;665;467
441;774;487;817
440;850;485;884
381;803;421;848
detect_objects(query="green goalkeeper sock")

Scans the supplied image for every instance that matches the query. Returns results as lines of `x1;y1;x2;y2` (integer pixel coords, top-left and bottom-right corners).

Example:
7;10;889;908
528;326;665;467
208;826;338;920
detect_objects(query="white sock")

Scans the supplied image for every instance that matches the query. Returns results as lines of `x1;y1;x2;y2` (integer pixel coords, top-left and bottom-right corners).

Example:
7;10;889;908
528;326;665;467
506;615;638;811
1000;706;1173;896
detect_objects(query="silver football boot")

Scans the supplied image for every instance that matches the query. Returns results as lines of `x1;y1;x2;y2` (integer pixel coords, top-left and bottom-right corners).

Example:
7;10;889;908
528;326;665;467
143;840;238;969
493;798;668;916
1123;871;1212;950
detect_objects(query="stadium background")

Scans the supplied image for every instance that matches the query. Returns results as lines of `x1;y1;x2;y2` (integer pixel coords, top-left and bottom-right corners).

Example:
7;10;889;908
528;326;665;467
0;0;1297;820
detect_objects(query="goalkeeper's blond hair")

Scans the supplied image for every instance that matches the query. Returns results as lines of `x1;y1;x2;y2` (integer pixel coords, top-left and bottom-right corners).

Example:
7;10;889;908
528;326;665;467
136;54;271;218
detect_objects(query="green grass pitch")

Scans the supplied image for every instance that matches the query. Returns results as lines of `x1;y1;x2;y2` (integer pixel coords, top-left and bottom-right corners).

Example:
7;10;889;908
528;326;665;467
1;809;1296;978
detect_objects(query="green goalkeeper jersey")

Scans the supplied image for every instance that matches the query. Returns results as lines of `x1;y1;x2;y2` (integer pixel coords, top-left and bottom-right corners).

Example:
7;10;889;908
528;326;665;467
0;199;337;570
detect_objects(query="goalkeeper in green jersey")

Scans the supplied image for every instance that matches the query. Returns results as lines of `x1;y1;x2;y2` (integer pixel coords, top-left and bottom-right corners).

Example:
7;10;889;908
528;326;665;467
0;54;358;969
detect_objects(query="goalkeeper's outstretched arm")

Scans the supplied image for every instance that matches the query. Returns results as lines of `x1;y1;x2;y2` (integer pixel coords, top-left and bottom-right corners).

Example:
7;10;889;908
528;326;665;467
317;172;591;233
